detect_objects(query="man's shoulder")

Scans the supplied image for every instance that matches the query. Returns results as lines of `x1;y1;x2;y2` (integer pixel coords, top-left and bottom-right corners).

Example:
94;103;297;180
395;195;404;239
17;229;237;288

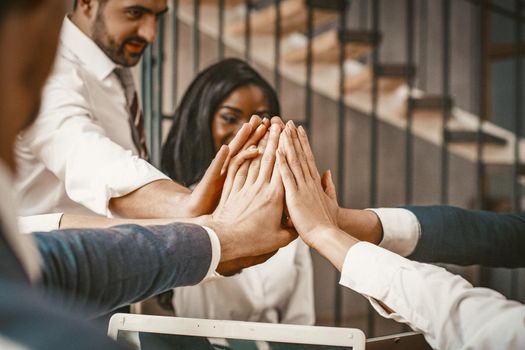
46;45;94;91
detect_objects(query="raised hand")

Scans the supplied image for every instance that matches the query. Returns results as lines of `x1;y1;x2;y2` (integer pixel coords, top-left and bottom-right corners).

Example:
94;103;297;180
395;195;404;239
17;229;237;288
205;123;297;264
187;115;269;216
276;121;359;271
276;122;339;247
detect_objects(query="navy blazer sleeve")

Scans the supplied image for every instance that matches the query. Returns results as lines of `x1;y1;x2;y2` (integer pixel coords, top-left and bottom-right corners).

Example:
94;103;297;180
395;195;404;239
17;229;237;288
33;222;212;317
404;205;525;268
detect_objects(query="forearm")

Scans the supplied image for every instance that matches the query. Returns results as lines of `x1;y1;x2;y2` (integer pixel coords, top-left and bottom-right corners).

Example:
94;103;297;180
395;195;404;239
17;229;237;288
337;208;383;245
34;223;212;317
406;205;525;267
340;243;525;349
59;213;203;229
108;179;194;219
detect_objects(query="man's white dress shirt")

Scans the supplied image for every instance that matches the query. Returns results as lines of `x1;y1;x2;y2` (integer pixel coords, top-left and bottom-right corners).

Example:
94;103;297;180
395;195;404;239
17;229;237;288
15;17;168;217
172;239;315;325
341;208;525;349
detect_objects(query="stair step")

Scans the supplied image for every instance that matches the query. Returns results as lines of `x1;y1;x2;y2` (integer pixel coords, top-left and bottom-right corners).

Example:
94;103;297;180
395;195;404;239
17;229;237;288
227;0;336;36
445;130;507;146
305;0;348;11
345;64;416;93
409;95;454;111
283;28;380;63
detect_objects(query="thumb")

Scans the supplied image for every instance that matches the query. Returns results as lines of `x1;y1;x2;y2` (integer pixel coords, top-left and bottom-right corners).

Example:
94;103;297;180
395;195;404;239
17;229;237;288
201;145;229;185
322;170;337;200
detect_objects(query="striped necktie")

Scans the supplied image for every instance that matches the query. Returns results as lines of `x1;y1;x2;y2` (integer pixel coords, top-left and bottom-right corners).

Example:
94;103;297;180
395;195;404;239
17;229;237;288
114;68;149;161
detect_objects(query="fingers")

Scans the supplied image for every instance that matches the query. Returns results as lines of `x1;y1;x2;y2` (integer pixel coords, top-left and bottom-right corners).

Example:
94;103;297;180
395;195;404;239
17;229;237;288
277;150;297;193
271;116;286;128
281;124;305;185
222;123;252;174
322;170;337;200
222;147;259;199
202;144;229;181
257;123;282;185
249;115;262;130
262;117;271;128
242;122;269;151
221;116;264;173
270;148;283;191
232;159;251;193
246;131;269;184
297;125;321;182
287;122;311;182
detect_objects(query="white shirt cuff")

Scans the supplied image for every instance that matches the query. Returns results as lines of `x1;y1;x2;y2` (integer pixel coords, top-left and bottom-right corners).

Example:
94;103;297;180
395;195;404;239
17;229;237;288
367;208;420;257
17;213;64;234
201;226;222;282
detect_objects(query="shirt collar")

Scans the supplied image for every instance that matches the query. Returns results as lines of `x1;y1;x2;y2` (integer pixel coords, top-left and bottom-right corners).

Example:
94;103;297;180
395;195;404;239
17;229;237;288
60;16;118;81
0;160;42;283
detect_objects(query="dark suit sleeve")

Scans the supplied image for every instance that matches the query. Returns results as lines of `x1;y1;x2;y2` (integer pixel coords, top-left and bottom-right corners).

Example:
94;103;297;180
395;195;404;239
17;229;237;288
0;279;128;350
404;205;525;268
33;223;212;317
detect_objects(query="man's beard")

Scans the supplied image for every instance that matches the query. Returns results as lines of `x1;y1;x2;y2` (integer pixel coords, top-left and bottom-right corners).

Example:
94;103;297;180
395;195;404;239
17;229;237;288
91;10;148;67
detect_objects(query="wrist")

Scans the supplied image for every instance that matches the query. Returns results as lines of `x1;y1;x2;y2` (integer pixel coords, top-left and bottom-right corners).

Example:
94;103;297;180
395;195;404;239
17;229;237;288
196;215;236;262
309;226;359;272
338;209;383;245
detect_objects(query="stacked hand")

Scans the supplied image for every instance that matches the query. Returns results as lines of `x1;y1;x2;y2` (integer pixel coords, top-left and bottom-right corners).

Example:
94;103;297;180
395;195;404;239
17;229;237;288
199;121;297;274
187;115;271;216
199;116;358;274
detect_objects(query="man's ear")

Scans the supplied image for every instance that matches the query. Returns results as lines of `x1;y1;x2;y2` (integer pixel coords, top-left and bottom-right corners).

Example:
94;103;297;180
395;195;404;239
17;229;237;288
75;0;97;17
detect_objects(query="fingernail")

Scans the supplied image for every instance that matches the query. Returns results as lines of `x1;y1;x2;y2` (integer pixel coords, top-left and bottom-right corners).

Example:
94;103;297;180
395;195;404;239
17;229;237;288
271;123;280;132
298;125;306;135
290;120;296;128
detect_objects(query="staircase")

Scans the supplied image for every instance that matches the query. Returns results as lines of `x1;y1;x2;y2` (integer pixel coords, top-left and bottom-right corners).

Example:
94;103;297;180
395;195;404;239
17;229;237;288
175;0;525;167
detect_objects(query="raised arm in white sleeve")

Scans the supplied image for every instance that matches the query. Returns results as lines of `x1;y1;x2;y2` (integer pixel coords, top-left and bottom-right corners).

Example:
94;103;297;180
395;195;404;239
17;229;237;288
340;242;525;350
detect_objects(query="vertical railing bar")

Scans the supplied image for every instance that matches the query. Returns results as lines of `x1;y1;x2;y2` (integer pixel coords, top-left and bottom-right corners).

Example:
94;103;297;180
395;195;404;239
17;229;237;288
476;1;487;211
172;0;179;110
510;0;523;300
359;0;368;29
274;0;282;95
142;46;154;156
245;0;252;62
368;0;380;338
476;0;490;289
405;0;415;205
193;0;200;76
218;0;226;59
305;3;314;136
151;16;165;167
440;0;451;205
418;0;428;91
335;0;347;329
